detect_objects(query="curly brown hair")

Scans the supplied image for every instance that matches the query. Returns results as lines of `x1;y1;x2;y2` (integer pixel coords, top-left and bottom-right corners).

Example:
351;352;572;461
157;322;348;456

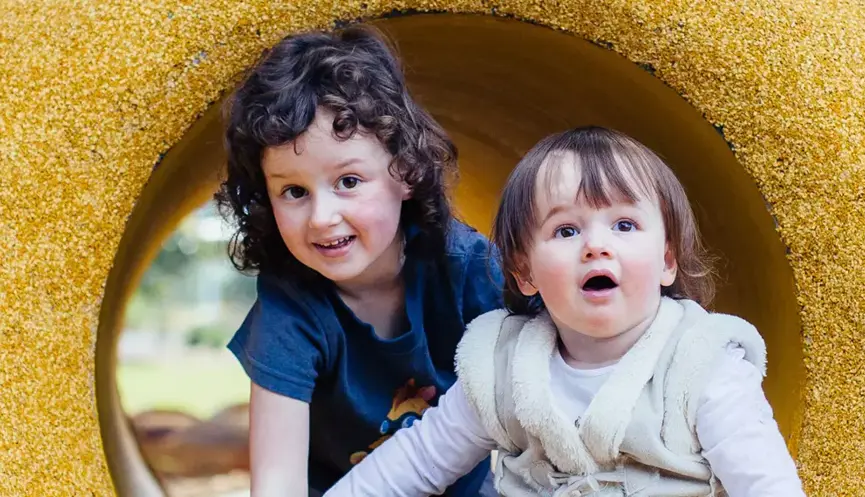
216;25;457;281
492;127;717;315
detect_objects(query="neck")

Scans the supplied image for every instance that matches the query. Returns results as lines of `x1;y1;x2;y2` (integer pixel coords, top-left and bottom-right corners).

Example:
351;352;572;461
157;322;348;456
335;232;405;300
557;304;660;369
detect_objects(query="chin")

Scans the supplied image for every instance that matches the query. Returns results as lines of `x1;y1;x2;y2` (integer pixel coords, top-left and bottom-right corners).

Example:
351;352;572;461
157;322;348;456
581;315;624;335
305;259;358;280
321;267;367;283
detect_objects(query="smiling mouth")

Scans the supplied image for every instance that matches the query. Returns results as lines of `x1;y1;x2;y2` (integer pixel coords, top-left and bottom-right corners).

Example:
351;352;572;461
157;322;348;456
313;236;355;249
582;275;618;291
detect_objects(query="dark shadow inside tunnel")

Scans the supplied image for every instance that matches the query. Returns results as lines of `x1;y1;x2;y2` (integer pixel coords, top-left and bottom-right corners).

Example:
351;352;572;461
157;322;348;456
96;13;804;495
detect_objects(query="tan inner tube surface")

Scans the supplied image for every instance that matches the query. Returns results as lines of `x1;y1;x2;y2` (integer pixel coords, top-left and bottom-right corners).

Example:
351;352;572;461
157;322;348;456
96;14;804;495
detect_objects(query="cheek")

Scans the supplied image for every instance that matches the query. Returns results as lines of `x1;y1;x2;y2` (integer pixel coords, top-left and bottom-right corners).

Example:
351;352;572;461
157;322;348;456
272;205;306;247
620;245;667;293
346;186;403;234
530;244;577;291
350;204;393;233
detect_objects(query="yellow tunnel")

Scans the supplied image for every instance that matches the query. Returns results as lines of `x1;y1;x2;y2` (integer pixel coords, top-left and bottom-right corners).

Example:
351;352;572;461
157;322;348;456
1;2;863;496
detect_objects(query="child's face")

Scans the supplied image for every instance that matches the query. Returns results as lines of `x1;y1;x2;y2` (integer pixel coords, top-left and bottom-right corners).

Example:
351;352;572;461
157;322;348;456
262;109;410;286
516;152;677;339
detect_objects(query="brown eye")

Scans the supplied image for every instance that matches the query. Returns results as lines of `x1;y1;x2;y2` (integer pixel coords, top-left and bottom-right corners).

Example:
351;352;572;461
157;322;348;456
555;226;579;238
614;220;636;232
284;186;307;199
337;176;360;190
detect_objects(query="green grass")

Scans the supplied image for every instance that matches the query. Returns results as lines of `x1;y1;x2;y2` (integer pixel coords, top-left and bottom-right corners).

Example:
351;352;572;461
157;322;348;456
117;352;250;419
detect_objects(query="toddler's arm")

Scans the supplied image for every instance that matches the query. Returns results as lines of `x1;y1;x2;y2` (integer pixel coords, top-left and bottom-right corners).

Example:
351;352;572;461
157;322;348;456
697;346;806;497
325;380;497;497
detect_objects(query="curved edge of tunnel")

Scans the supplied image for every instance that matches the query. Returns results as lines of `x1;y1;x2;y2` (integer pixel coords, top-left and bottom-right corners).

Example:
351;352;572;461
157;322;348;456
96;101;227;496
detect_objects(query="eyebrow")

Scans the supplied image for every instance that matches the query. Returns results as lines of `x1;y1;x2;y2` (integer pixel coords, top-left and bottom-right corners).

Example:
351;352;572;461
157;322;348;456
540;196;647;226
334;157;363;171
265;171;292;180
540;204;571;226
264;157;364;180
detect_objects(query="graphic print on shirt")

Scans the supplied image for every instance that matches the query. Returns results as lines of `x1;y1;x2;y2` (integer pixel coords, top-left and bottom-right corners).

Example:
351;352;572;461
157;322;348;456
349;378;437;465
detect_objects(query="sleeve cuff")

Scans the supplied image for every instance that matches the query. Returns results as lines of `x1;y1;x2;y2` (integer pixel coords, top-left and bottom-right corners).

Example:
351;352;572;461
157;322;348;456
227;336;315;403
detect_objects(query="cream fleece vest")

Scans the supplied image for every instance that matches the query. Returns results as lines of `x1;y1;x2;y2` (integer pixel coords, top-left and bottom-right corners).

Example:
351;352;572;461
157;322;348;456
455;298;767;497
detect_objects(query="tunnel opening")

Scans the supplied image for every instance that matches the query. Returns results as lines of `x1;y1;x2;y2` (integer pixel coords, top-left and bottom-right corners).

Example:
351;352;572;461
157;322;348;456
116;199;254;497
96;13;804;495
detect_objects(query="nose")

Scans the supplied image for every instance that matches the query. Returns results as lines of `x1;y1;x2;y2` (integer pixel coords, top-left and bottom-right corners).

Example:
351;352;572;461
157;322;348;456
308;192;342;230
580;226;612;262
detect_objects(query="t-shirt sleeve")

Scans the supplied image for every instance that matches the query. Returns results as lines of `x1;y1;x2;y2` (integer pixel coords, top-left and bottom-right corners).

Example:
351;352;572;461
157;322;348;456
227;275;329;404
459;230;505;324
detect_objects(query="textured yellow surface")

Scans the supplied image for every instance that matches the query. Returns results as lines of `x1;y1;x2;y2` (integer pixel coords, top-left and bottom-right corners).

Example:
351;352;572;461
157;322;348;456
0;1;863;496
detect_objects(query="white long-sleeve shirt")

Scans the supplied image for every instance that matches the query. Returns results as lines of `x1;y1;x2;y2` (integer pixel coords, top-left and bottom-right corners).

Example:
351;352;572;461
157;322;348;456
325;346;806;497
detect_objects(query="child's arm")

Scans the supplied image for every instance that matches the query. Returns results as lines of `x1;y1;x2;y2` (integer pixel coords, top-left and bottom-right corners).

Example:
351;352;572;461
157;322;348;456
697;346;806;497
325;380;497;497
229;275;333;496
249;383;311;497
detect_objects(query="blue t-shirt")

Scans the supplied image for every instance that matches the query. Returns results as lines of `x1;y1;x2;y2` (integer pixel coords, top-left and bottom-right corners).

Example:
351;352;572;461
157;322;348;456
228;221;504;495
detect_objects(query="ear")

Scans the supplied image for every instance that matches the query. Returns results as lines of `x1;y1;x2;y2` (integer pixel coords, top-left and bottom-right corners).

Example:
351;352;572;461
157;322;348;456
512;271;538;296
399;181;412;201
661;243;678;287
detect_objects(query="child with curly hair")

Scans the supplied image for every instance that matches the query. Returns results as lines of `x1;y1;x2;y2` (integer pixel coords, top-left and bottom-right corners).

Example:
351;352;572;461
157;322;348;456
217;26;501;497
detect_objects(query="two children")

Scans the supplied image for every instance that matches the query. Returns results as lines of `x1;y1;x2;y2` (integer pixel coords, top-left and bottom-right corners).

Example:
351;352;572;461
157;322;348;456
324;128;806;496
220;22;804;497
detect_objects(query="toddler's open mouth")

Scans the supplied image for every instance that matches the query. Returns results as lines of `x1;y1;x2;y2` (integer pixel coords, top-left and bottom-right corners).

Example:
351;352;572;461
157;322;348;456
582;275;618;291
580;270;619;300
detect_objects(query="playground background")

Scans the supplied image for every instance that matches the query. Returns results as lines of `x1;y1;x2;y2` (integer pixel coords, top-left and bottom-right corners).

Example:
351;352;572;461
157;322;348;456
118;201;253;497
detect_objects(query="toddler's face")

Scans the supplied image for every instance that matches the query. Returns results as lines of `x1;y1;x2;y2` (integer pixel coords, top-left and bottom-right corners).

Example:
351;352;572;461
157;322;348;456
261;109;409;287
515;152;677;339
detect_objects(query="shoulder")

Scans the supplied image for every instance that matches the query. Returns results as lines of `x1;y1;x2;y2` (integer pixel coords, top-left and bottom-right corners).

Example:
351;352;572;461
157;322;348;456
695;345;780;454
253;273;331;329
443;222;500;282
232;273;338;356
459;309;512;348
227;273;337;402
456;309;531;380
662;299;768;433
455;310;510;373
455;309;536;453
444;219;494;258
454;309;510;438
672;300;767;377
702;345;767;403
437;220;504;320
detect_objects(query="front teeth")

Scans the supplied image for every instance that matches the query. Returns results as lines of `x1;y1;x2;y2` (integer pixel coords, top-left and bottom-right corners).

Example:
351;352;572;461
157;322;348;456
320;236;351;248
